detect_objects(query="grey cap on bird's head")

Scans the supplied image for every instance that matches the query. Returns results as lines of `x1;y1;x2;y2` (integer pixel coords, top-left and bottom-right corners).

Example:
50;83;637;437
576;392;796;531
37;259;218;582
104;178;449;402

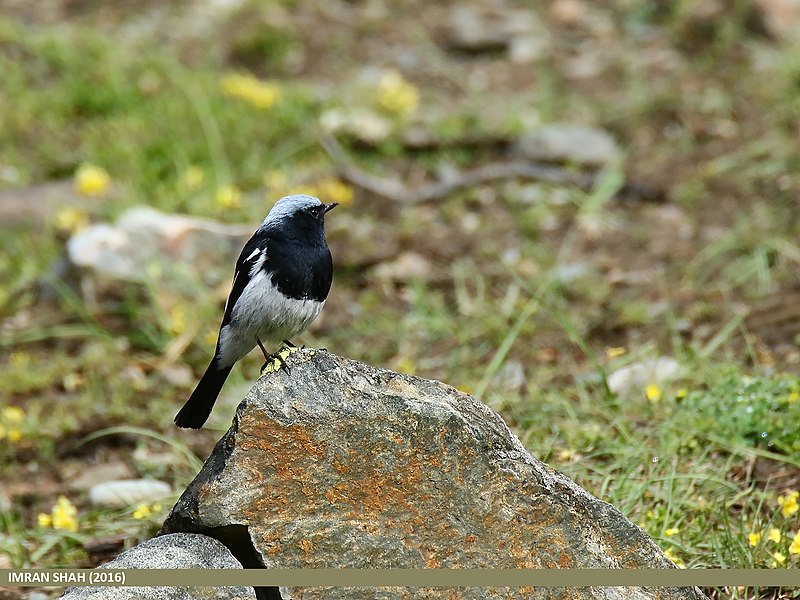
260;194;338;228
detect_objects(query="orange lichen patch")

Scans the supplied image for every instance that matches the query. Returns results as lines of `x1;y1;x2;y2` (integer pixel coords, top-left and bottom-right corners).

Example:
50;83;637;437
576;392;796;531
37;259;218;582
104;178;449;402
331;456;351;474
388;433;405;446
240;416;327;459
425;558;442;568
298;539;313;557
230;406;603;569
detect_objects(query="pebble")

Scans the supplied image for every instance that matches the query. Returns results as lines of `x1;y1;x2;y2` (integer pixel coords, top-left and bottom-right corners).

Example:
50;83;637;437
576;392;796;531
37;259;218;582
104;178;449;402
88;479;172;508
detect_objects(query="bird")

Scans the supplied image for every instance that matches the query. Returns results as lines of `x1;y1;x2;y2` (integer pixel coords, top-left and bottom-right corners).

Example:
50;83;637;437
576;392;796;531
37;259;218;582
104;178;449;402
174;194;337;429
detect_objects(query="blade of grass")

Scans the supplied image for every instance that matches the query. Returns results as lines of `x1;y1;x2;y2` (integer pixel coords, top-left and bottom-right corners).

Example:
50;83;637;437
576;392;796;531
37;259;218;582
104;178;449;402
473;295;539;399
78;426;204;472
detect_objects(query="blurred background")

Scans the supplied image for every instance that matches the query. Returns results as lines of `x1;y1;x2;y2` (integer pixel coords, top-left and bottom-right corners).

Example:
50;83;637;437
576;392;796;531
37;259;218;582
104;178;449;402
1;0;800;595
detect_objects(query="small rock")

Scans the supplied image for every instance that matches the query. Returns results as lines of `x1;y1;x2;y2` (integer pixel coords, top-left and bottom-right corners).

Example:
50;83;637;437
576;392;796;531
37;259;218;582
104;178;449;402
319;107;392;143
516;123;620;165
62;206;251;300
490;360;526;394
607;358;681;395
159;364;194;388
371;251;432;282
551;262;594;285
754;0;800;39
445;5;538;56
88;479;172;508
59;533;255;600
550;0;588;24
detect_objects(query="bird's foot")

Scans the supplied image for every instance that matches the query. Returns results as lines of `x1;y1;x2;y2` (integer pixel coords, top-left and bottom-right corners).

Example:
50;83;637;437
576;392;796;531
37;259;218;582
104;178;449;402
260;344;300;374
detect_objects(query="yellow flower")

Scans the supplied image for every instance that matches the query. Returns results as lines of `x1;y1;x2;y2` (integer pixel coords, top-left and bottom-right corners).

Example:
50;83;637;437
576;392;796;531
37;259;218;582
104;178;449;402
222;73;281;109
606;346;626;358
7;429;22;443
55;207;90;234
375;70;419;117
767;528;782;543
168;305;186;336
557;448;576;462
748;531;761;547
778;491;799;518
645;383;662;403
2;406;25;424
771;551;786;567
675;388;688;400
787;391;800;403
215;185;242;209
789;531;800;555
663;547;685;568
9;352;30;368
51;496;78;532
74;163;111;197
664;527;680;537
132;503;152;520
180;166;204;190
307;178;354;207
38;513;52;527
264;170;289;191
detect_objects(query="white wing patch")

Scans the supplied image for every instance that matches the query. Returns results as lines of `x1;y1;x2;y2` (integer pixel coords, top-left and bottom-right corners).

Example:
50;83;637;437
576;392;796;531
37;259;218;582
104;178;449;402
245;247;261;262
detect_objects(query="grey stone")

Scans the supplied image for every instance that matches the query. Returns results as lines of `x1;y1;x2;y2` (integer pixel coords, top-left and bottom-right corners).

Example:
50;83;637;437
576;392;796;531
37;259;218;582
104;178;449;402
163;350;706;600
88;479;172;508
59;533;255;599
754;0;800;39
516;124;620;166
61;206;251;302
446;5;539;56
607;358;681;396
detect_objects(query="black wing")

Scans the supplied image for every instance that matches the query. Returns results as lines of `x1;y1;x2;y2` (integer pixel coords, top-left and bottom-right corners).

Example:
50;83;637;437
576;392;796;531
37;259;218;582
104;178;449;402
219;234;268;328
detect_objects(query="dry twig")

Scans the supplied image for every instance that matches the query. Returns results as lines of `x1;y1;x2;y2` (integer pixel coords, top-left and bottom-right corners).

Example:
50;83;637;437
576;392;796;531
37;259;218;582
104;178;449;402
321;136;661;204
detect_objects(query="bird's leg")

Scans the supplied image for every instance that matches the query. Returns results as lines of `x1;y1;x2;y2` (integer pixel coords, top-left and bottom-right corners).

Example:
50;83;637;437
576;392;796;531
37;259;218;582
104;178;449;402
259;337;292;375
256;337;271;360
282;339;307;351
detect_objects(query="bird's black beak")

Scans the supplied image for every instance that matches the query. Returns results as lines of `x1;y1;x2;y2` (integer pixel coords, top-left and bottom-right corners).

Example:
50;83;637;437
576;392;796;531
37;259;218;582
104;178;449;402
324;202;338;213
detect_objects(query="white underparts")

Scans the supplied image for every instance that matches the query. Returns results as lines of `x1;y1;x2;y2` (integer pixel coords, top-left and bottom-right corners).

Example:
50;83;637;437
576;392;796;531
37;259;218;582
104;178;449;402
216;265;324;368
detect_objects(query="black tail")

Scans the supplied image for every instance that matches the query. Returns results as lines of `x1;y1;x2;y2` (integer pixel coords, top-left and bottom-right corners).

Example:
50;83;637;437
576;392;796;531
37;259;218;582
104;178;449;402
174;360;233;429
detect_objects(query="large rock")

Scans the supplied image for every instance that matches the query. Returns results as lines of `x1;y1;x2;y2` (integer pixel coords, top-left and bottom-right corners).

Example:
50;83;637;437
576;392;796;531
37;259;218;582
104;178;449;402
163;350;706;600
59;533;255;599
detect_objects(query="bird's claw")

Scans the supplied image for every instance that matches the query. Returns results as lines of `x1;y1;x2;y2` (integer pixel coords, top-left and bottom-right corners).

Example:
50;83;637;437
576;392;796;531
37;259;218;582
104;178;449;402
260;344;300;374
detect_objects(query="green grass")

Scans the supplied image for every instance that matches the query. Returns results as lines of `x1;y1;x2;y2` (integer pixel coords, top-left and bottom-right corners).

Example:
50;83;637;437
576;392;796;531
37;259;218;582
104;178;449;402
2;1;800;593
